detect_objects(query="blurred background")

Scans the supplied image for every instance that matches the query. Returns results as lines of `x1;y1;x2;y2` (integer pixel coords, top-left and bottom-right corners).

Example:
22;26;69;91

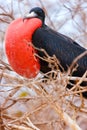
0;0;87;60
0;0;87;130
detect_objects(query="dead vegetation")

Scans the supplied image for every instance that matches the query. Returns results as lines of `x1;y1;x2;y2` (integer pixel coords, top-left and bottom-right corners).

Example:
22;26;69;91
0;50;87;130
0;0;87;130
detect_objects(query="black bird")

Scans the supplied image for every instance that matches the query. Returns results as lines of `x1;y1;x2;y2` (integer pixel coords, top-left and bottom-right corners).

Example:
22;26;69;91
24;7;87;97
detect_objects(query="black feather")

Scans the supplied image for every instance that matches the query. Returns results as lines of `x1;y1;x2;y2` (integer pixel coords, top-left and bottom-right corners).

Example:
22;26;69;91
27;7;87;98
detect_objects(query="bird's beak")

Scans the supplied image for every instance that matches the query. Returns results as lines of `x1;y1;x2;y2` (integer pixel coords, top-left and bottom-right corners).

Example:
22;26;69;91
23;12;37;21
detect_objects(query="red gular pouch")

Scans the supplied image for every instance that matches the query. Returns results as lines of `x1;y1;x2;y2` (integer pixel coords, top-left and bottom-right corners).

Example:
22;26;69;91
5;18;42;78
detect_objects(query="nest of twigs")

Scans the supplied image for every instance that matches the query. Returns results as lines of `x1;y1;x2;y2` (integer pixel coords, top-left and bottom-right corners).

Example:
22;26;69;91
0;51;87;130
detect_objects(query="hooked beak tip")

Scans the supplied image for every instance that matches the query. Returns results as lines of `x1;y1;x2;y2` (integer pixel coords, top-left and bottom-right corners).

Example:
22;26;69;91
23;17;27;22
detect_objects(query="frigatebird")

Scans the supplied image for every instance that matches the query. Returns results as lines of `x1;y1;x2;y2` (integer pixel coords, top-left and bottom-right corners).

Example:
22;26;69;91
24;7;87;97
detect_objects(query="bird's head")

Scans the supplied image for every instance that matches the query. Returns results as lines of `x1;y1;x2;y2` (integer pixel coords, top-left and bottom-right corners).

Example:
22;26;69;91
23;7;45;24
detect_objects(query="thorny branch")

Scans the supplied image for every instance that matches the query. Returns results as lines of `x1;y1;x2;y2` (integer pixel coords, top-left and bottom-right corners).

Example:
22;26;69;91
67;51;87;75
0;0;87;130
